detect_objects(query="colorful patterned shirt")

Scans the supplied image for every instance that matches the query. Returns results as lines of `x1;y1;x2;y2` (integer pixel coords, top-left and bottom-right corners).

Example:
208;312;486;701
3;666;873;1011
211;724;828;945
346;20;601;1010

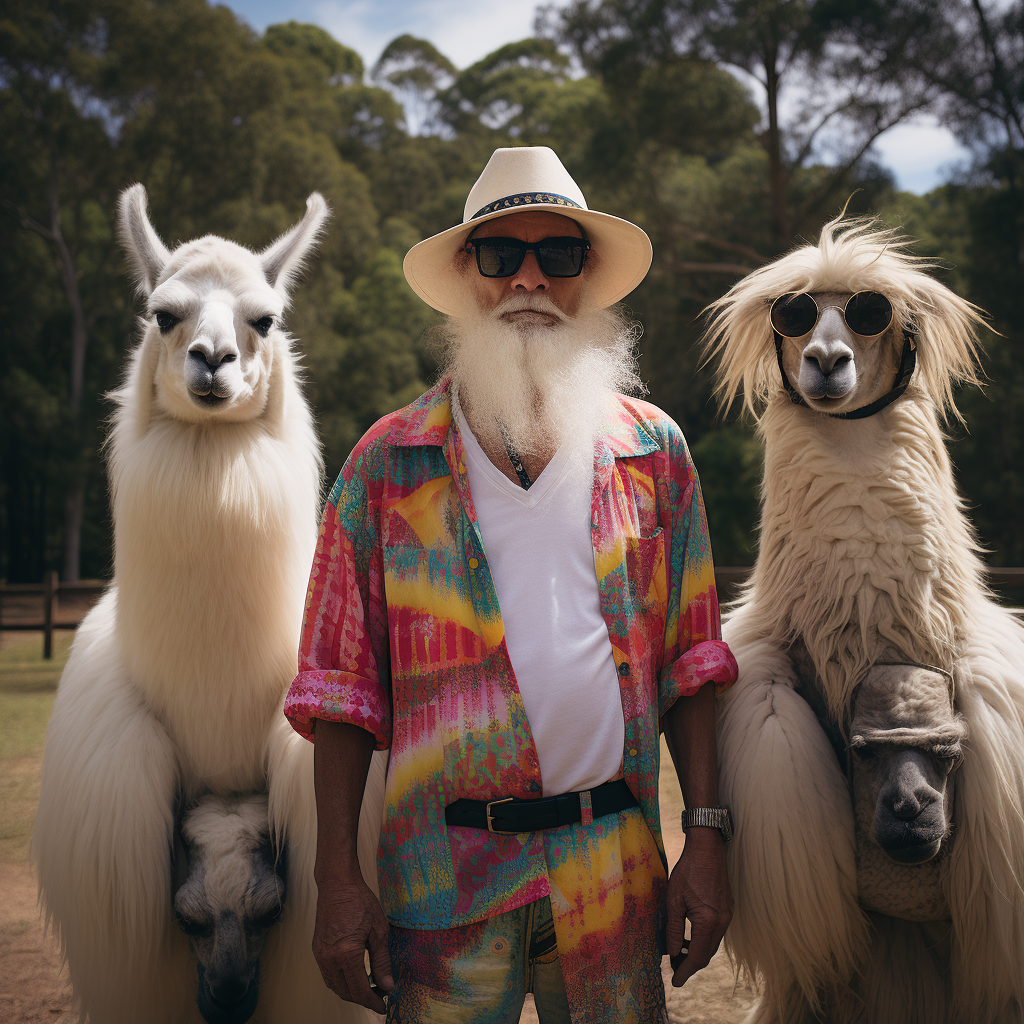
285;379;737;1022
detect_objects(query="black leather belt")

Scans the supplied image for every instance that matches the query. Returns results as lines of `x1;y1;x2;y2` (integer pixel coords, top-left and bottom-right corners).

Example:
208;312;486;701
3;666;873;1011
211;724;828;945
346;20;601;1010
444;779;638;835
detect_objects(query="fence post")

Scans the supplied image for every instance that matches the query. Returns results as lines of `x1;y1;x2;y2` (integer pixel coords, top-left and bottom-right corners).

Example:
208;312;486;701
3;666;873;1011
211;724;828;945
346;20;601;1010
43;570;58;660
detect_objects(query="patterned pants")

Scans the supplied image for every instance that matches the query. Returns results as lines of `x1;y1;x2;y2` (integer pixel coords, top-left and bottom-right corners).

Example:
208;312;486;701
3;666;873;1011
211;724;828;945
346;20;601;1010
385;896;573;1024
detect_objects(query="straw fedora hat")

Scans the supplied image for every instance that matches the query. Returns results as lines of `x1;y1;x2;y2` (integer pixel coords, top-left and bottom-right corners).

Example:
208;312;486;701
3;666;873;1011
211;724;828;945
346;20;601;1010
403;146;652;315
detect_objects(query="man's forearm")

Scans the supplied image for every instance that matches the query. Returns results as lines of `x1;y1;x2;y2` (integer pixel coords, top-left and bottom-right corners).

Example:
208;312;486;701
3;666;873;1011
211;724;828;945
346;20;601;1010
663;681;720;810
661;681;731;987
312;719;376;885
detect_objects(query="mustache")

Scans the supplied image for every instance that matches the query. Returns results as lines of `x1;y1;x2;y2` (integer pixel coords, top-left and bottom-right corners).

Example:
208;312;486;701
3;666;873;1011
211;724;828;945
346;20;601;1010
491;293;570;324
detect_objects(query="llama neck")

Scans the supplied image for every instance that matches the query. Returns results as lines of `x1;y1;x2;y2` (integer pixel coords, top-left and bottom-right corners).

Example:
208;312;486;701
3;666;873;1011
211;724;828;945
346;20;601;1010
749;394;983;715
107;373;320;792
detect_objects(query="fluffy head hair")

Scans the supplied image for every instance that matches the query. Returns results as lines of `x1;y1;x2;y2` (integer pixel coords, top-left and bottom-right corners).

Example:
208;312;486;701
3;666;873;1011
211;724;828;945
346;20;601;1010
703;216;988;421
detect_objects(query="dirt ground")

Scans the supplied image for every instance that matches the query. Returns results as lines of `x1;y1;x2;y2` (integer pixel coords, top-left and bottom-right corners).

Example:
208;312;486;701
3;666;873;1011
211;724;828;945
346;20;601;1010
0;859;75;1024
0;627;754;1024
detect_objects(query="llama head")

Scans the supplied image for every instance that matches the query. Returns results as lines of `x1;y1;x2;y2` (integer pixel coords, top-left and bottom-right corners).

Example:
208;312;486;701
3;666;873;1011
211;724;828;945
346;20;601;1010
703;216;987;421
849;664;965;865
172;794;286;1024
117;184;328;424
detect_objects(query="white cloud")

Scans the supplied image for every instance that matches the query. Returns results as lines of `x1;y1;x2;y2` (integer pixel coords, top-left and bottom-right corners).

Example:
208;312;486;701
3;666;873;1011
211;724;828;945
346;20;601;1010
871;117;972;195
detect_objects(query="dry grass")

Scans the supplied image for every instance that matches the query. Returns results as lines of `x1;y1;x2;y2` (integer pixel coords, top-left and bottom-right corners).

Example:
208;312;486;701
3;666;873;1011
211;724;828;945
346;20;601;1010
0;633;75;1023
0;633;69;863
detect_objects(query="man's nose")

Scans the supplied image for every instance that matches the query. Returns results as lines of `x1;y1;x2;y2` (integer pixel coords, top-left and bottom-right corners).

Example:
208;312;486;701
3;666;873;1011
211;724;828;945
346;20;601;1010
508;250;549;292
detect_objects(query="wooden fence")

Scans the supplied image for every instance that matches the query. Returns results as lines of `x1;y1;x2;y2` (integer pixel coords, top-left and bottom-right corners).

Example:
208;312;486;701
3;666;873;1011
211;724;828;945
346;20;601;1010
0;573;107;658
2;567;1023;659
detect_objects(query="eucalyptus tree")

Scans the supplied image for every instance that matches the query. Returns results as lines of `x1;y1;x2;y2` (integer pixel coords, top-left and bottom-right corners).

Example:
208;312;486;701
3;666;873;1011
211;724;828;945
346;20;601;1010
372;35;458;136
544;0;923;250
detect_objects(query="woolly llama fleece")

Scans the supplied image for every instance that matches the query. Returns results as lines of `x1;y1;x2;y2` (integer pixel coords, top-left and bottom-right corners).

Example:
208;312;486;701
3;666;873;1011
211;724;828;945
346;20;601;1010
704;217;1024;1024
32;186;383;1024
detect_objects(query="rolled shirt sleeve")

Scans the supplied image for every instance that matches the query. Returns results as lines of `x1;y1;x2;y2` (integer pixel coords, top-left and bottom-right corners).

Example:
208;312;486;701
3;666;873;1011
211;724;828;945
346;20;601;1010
285;447;392;748
658;426;738;718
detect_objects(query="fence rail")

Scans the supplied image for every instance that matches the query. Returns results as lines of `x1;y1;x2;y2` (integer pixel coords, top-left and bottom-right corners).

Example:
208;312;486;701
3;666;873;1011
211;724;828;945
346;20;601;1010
3;567;1024;659
0;573;107;658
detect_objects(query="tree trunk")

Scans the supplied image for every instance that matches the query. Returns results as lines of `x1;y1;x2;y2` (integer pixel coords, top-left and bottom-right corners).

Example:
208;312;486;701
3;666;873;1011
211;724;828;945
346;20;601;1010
47;171;88;582
763;43;790;250
62;486;84;583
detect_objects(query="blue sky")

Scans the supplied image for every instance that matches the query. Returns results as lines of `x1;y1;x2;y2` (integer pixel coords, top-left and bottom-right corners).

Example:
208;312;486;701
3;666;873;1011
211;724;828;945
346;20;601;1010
221;0;970;194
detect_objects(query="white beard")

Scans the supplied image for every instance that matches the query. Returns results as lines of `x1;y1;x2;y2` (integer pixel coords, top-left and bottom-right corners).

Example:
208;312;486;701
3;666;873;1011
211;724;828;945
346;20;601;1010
441;293;644;460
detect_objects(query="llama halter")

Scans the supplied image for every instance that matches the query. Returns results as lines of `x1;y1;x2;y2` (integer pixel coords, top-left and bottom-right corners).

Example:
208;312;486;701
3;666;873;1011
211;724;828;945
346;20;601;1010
773;327;918;420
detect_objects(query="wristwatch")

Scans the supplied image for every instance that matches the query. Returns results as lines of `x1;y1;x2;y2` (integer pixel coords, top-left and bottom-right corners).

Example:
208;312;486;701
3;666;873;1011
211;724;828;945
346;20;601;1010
681;806;733;842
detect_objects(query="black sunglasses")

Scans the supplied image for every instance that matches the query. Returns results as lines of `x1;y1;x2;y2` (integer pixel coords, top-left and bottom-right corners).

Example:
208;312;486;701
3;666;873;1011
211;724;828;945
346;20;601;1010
769;291;894;339
465;236;590;278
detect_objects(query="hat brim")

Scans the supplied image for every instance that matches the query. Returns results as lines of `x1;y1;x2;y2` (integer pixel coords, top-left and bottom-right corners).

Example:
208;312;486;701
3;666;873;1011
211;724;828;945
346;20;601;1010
403;205;653;316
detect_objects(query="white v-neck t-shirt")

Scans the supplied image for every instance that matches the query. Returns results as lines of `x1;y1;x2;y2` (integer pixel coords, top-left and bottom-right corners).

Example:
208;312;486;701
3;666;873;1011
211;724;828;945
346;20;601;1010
452;396;625;796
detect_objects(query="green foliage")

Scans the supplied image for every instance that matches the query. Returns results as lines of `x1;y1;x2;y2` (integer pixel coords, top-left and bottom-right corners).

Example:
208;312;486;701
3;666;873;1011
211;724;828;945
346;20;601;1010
373;34;457;93
371;35;457;136
690;424;763;565
294;248;440;483
877;159;1024;567
263;21;364;84
1;0;1022;581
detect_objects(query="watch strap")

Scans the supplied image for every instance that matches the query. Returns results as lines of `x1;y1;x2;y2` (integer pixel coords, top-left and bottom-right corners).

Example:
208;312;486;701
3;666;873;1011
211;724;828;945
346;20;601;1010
681;806;733;842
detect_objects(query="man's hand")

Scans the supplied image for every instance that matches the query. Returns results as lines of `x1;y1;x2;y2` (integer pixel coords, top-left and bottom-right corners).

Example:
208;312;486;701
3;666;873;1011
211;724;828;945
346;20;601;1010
665;828;732;987
312;878;394;1013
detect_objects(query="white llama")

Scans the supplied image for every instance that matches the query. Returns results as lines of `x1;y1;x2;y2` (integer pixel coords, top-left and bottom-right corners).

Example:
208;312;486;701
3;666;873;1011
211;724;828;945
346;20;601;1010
703;217;1024;1023
32;186;384;1024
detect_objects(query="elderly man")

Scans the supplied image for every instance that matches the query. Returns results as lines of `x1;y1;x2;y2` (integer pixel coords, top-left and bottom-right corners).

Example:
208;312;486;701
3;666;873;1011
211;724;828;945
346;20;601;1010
285;146;738;1023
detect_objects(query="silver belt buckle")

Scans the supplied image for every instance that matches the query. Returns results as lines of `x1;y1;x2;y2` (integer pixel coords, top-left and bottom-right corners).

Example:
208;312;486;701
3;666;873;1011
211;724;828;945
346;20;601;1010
485;796;515;834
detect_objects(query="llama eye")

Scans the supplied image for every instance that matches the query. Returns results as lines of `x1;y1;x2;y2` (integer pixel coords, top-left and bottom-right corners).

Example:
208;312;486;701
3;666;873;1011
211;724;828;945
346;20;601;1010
251;316;274;337
175;911;213;938
853;746;877;761
254;904;282;929
155;311;180;333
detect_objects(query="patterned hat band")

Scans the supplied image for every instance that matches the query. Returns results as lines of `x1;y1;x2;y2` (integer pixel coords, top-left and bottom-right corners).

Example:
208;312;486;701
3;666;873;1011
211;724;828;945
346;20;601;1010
471;192;583;220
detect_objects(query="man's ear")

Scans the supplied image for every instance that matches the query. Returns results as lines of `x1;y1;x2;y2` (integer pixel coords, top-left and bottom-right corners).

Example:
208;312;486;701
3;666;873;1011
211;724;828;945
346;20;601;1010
260;193;331;302
118;184;171;297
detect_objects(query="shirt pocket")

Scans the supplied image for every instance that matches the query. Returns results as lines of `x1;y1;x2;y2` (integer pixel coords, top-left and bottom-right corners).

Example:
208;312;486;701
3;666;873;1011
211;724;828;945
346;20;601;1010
622;530;668;632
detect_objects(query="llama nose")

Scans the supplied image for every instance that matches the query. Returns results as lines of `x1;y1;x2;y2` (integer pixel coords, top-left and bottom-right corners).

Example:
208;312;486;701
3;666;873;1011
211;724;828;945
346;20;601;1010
207;914;252;1003
188;345;237;371
890;792;923;820
887;782;938;822
803;341;852;376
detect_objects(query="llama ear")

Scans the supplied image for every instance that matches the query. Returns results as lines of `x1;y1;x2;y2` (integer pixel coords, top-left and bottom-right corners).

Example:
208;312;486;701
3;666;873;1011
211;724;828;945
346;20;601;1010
118;184;171;297
260;193;330;299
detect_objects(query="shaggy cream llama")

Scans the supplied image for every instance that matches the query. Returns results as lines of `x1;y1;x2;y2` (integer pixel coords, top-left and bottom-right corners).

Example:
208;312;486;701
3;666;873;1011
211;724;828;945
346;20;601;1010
704;217;1024;1023
32;186;383;1023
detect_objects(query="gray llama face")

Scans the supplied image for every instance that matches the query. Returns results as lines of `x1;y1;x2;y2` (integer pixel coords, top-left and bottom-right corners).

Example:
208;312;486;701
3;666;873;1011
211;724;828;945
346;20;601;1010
778;292;900;413
850;665;964;865
173;794;286;1024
